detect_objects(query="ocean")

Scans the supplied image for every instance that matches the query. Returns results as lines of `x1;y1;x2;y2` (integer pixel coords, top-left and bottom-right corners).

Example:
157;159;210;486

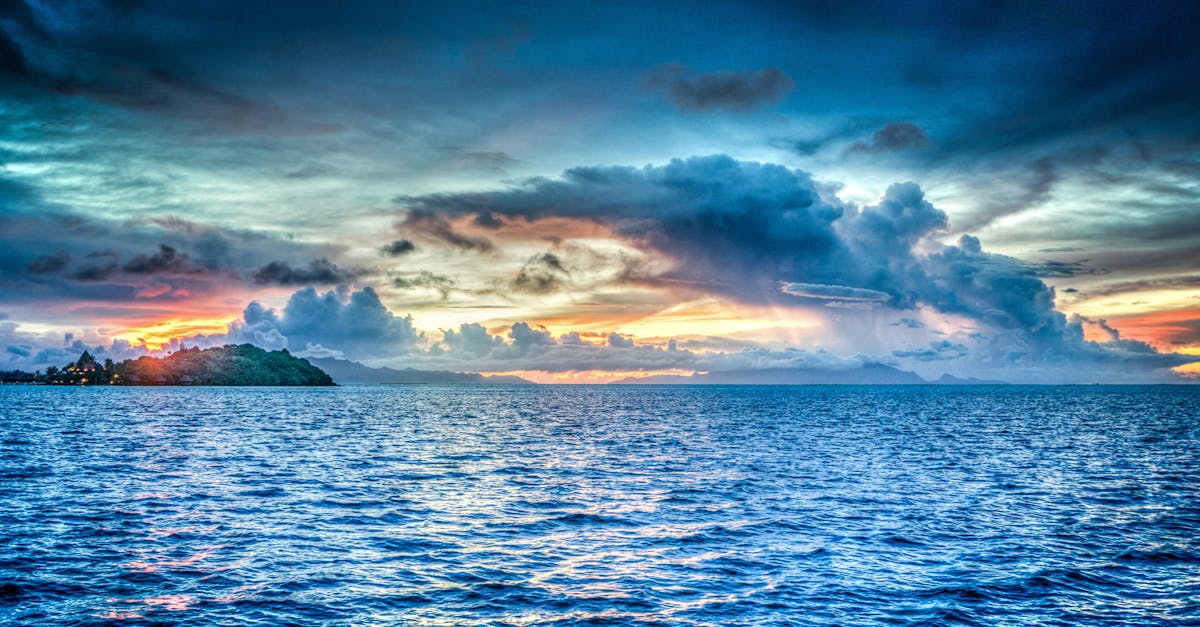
1;385;1197;625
